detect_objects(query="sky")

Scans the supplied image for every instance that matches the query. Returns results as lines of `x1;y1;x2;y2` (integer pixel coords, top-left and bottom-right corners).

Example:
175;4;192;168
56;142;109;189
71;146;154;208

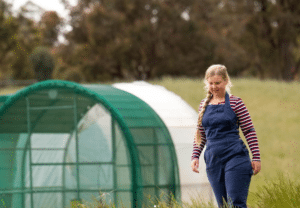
11;0;77;19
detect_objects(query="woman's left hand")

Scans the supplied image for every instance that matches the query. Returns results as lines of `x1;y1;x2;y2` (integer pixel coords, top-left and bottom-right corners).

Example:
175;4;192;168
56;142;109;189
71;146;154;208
251;161;261;175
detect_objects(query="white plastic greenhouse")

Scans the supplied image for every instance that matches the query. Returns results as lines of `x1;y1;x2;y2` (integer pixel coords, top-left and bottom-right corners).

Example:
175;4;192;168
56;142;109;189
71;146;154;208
113;81;216;205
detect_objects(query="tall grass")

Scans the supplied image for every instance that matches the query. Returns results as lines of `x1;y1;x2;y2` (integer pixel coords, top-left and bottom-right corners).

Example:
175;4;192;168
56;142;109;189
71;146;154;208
249;171;300;208
70;192;217;208
70;172;300;208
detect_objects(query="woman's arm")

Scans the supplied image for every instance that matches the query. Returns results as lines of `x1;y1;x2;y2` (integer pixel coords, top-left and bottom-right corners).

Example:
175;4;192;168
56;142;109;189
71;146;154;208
191;100;207;160
192;127;207;160
233;97;261;161
191;100;207;173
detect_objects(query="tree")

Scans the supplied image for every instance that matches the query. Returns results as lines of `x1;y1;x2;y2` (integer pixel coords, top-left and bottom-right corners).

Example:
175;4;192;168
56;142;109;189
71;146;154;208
0;0;45;80
0;0;18;79
10;12;44;80
30;46;55;81
39;11;62;46
58;0;216;81
220;0;300;81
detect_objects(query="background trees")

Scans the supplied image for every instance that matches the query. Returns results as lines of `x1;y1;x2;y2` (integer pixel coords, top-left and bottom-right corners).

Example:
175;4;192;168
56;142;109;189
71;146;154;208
0;0;19;79
219;0;300;81
1;0;300;82
55;0;217;81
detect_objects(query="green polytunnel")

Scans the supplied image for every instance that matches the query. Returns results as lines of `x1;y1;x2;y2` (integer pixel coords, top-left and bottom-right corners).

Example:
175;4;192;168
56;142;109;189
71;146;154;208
0;80;180;208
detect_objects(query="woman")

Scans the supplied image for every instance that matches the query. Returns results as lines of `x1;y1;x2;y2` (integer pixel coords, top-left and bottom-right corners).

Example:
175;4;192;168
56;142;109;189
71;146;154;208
191;65;261;208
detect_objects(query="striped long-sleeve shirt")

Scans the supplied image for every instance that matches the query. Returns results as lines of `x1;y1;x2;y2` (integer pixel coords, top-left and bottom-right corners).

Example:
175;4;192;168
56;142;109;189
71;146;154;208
192;95;261;161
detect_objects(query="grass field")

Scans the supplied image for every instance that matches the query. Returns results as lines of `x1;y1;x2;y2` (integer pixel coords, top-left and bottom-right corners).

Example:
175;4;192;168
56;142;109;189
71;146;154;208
1;77;299;208
150;77;300;207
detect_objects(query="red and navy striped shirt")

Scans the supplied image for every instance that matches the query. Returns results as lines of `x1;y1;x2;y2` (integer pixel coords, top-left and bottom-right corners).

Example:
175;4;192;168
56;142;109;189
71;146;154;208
192;95;261;161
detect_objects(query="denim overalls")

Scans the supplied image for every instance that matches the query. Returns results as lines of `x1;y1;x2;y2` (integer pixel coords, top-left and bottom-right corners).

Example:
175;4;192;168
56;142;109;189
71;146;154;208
202;93;253;208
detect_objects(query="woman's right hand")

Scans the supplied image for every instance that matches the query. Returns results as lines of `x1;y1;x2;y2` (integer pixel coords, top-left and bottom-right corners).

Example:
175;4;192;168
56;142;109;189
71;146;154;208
191;159;199;173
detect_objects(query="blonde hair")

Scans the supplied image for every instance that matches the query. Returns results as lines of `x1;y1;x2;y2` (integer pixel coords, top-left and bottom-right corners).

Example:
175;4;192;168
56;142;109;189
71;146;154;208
194;64;233;145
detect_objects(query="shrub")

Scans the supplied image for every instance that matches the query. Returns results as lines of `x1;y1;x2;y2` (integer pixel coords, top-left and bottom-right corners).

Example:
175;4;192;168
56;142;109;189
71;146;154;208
30;46;55;81
251;172;300;208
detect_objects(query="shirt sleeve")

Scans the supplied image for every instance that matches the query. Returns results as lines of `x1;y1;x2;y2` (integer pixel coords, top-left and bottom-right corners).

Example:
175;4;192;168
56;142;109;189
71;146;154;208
191;100;207;160
233;97;261;161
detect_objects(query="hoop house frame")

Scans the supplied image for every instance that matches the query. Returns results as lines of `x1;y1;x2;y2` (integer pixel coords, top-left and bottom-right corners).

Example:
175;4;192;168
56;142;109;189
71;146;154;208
0;80;180;208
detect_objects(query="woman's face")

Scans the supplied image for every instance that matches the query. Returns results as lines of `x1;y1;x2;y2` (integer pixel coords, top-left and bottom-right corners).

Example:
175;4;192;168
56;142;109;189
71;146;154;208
207;75;228;97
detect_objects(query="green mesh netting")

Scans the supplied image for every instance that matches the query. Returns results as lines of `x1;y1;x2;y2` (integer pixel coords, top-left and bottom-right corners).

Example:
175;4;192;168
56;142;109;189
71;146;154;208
0;80;180;208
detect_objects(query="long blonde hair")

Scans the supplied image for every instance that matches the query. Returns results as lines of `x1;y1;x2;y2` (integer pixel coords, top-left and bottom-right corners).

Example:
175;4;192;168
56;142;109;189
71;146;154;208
195;64;233;145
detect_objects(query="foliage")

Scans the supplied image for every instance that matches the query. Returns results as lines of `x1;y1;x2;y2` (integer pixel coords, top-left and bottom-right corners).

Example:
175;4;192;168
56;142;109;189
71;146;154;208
0;0;53;80
2;0;300;81
70;191;217;208
9;14;39;80
57;0;217;82
219;0;300;81
69;194;116;208
69;173;300;208
250;172;300;208
54;67;86;82
56;0;300;82
0;0;19;79
30;46;55;81
39;11;62;46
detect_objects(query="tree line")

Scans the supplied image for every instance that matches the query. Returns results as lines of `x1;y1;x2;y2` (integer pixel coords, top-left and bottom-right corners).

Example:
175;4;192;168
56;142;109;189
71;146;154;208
1;0;300;83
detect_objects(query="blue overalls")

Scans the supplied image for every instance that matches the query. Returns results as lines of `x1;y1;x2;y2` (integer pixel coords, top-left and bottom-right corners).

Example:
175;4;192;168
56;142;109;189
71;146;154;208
202;93;253;208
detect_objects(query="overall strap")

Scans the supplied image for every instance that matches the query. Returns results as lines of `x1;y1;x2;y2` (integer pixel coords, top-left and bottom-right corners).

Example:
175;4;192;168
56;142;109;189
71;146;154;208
225;92;239;128
225;92;230;107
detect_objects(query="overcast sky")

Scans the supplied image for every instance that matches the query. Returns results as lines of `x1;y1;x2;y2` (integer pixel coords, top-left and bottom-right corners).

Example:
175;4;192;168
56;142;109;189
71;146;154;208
11;0;77;19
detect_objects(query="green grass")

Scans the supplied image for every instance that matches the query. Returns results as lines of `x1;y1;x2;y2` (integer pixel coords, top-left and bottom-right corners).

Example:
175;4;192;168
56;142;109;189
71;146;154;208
70;172;300;208
1;77;300;208
149;77;300;207
0;86;23;95
249;171;300;208
70;192;217;208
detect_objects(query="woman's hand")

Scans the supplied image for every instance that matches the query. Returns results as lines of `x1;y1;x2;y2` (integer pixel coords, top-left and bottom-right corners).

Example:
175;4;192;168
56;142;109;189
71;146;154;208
251;161;261;175
191;159;200;173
